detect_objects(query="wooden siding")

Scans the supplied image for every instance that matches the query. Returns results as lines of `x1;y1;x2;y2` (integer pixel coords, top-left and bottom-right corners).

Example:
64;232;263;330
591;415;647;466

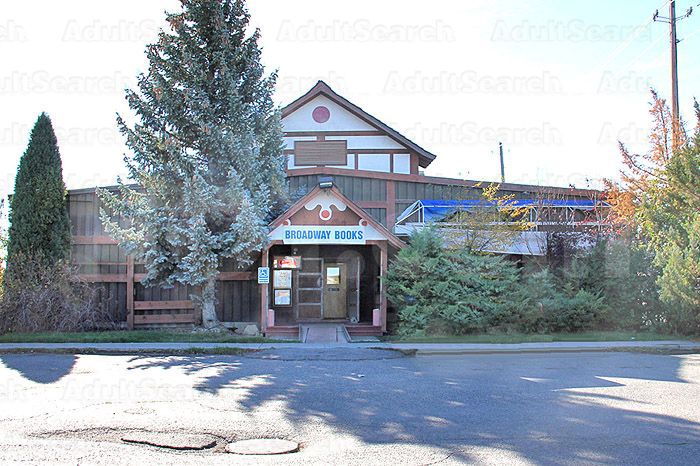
217;280;259;322
91;282;128;322
364;208;387;227
68;191;260;326
288;174;592;231
67;171;599;327
69;192;107;236
288;174;387;203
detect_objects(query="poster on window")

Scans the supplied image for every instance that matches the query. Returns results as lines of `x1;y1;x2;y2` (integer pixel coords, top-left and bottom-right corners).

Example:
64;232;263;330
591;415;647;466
273;256;301;269
274;270;292;288
274;289;291;306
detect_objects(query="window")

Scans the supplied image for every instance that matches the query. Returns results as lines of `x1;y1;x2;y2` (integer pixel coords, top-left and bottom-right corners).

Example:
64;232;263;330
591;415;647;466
393;153;411;174
357;153;390;172
326;267;341;285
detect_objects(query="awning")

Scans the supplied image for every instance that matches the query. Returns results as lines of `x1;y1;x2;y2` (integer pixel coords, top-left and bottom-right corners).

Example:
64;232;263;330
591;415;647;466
396;199;609;224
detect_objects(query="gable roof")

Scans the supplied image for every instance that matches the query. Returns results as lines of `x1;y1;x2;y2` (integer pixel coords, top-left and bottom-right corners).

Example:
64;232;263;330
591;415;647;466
270;184;405;249
281;80;437;168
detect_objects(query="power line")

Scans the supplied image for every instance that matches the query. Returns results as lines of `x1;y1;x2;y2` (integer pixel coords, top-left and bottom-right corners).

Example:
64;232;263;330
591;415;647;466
595;0;671;70
623;34;666;69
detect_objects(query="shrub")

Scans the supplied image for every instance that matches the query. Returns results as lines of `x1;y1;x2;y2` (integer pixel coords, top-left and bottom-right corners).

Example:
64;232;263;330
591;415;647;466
388;227;671;336
0;253;113;334
386;227;519;336
504;267;602;333
546;287;604;332
602;237;667;330
509;268;558;333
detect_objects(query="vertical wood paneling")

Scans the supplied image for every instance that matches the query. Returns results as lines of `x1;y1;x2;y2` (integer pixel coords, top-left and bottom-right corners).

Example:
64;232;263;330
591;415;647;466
240;280;250;321
213;280;258;323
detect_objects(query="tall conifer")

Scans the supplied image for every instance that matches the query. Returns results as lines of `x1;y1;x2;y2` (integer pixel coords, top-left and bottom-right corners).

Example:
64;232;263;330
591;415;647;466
99;0;287;328
7;113;71;274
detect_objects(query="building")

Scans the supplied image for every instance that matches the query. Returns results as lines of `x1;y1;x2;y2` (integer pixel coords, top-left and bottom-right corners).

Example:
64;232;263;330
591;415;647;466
68;81;607;337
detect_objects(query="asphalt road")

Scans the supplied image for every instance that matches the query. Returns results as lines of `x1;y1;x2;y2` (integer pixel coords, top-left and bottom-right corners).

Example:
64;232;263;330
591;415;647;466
1;348;700;465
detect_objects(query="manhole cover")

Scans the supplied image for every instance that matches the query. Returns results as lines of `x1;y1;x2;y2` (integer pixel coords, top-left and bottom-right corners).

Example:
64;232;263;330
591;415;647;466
225;438;299;455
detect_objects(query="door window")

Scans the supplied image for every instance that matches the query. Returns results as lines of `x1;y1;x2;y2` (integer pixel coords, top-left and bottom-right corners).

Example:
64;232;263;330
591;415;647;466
326;266;341;285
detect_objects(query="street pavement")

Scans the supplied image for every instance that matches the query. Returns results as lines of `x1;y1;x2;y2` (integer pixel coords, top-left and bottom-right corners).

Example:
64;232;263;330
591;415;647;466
1;349;700;464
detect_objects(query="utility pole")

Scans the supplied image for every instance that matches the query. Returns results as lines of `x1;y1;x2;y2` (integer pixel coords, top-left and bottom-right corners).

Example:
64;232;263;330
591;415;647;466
654;1;693;146
498;142;505;183
670;0;679;123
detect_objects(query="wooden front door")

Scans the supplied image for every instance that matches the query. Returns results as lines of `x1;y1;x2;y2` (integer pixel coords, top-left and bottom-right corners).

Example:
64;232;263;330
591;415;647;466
323;263;347;319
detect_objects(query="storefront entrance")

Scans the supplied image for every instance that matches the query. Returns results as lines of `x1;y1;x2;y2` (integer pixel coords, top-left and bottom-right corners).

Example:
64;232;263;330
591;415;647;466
261;184;405;335
267;245;373;325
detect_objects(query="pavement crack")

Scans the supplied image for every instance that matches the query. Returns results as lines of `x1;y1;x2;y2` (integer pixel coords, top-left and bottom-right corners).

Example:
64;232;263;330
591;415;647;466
423;451;455;465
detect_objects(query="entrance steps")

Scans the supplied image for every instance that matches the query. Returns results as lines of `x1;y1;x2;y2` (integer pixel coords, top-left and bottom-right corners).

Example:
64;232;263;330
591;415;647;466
266;323;383;342
344;324;382;342
265;325;301;340
301;324;349;344
345;324;383;338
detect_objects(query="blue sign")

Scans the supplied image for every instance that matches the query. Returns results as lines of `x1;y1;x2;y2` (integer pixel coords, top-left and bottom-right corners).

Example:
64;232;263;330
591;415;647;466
257;267;270;284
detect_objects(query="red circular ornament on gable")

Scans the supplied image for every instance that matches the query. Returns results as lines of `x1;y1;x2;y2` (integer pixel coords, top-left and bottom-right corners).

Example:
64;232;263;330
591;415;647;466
320;209;332;220
312;106;330;123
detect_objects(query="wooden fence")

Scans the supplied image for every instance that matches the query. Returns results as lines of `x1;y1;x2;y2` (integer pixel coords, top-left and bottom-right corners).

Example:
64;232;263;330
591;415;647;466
74;235;257;328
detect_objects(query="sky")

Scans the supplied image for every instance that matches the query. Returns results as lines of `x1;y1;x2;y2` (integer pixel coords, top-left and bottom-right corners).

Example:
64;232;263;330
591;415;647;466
1;0;699;203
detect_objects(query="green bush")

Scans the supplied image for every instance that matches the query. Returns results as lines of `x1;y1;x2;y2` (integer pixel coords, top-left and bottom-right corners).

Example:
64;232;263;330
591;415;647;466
387;226;673;336
601;237;667;330
386;227;518;336
506;268;604;333
547;287;604;332
509;268;557;333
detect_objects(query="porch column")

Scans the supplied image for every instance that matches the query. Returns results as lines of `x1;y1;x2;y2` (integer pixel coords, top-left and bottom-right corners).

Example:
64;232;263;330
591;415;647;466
379;241;388;332
126;255;135;330
260;247;270;334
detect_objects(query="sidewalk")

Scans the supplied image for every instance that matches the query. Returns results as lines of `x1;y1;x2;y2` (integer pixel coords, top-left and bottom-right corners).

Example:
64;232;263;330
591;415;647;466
1;340;699;355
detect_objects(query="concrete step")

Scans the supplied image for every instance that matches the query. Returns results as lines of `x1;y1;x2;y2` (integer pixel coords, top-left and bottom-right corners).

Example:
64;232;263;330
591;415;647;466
265;325;300;340
345;325;383;337
301;324;349;344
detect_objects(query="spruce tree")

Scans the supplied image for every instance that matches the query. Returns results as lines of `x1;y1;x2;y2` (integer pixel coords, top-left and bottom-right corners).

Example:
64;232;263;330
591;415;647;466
99;0;287;329
7;113;71;273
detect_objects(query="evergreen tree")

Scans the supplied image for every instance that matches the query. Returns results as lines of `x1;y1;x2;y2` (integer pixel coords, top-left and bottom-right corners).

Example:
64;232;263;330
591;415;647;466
640;111;700;332
7;113;71;274
0;200;7;286
99;0;287;328
612;93;700;333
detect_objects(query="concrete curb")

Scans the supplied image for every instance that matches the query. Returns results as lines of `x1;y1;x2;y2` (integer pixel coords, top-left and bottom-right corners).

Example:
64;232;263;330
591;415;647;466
382;341;700;355
0;340;699;356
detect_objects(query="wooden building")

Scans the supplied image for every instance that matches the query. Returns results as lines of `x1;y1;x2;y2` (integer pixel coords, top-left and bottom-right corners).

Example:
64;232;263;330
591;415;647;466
68;81;606;337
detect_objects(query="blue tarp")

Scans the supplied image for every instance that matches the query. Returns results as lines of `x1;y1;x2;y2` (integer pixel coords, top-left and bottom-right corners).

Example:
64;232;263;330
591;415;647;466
400;199;608;223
